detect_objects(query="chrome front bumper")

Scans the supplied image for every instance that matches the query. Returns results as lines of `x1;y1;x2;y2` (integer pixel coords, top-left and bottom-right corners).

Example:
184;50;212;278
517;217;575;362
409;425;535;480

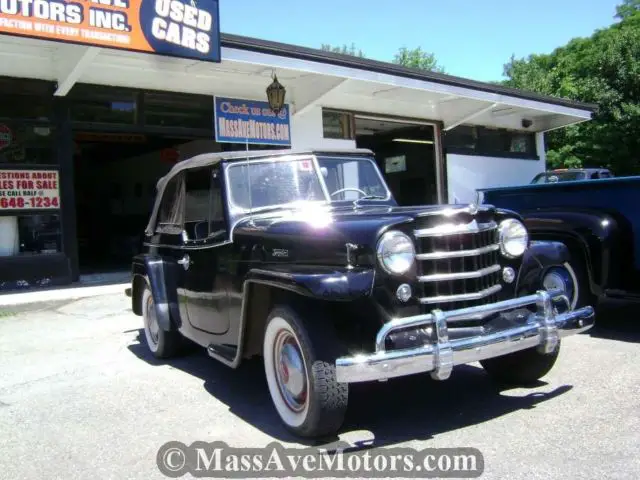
335;290;595;383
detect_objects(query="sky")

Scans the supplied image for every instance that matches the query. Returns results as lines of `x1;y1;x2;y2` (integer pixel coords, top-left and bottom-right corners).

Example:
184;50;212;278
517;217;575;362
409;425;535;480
219;0;622;82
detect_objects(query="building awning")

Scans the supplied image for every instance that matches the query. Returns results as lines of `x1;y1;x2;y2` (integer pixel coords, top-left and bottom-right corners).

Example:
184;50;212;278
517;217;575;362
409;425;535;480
0;33;595;132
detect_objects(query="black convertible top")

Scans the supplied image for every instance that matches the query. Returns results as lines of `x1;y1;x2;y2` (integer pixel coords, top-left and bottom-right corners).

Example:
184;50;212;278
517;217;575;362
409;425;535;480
146;148;375;234
157;148;375;189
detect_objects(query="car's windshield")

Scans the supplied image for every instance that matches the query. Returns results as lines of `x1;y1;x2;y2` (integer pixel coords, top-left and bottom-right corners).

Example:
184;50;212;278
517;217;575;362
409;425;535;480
531;171;587;184
226;155;389;211
316;155;389;201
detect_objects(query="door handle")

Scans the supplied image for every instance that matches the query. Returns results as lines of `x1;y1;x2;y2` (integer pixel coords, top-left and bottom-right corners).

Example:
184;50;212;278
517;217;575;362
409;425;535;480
177;254;191;270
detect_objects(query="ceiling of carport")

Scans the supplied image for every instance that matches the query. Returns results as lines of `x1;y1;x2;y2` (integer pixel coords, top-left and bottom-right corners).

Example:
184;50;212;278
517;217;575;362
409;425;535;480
0;36;592;133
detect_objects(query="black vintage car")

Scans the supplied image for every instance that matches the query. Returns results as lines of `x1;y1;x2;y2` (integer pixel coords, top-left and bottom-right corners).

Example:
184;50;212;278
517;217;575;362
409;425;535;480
130;148;595;438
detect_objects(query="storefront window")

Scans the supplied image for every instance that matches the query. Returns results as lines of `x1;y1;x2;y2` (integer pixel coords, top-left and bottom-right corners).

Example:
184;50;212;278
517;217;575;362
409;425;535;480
144;92;213;130
0;214;61;257
0;76;53;121
69;84;138;125
444;125;537;158
0;121;57;165
322;109;354;139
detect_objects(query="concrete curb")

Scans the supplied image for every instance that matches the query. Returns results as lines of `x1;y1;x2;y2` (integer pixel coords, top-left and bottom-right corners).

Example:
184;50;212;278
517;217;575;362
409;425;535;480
0;283;130;307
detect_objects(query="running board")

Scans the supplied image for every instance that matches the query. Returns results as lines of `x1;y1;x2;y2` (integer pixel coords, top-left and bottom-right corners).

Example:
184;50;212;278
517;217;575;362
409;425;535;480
207;344;237;365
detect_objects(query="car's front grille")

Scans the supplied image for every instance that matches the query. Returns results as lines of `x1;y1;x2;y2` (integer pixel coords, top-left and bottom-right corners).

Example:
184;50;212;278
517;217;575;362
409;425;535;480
414;217;502;312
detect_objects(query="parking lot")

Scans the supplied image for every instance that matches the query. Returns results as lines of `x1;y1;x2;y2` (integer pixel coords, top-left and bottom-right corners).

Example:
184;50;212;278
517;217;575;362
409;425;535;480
0;293;638;479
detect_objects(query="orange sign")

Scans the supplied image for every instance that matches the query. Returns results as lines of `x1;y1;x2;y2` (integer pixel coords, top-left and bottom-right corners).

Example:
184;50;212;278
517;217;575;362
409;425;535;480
0;0;221;62
0;170;60;211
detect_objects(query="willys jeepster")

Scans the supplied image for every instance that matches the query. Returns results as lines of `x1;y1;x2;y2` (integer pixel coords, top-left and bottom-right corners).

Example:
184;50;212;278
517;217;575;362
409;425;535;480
130;148;595;438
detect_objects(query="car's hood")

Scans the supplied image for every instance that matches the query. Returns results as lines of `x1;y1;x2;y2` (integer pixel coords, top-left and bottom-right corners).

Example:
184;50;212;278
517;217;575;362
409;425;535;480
232;203;497;262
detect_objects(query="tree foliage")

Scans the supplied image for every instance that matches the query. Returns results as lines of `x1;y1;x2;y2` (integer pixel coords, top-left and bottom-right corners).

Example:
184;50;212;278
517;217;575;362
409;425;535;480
393;46;445;73
615;0;640;19
320;43;366;58
502;6;640;174
320;44;444;72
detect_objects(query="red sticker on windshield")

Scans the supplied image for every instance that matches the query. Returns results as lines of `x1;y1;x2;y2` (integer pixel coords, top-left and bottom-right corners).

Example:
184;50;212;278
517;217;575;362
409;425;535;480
299;160;312;172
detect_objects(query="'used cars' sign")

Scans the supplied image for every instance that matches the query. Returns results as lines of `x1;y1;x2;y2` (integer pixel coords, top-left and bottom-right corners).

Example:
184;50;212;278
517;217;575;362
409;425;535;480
0;170;60;211
0;0;221;62
214;97;292;147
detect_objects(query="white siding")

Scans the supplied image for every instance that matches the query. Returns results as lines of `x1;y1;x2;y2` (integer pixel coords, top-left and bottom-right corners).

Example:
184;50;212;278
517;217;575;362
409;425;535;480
289;106;355;150
446;154;545;204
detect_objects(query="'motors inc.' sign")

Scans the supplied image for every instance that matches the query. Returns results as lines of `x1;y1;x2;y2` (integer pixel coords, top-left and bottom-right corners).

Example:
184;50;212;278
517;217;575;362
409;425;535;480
0;0;221;62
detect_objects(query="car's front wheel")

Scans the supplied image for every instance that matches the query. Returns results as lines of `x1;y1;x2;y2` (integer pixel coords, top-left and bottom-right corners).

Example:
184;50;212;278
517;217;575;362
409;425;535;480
262;305;348;438
480;343;560;385
142;286;182;359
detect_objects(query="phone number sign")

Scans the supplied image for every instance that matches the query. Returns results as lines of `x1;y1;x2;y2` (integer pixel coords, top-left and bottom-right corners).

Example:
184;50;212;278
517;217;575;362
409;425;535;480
0;170;60;211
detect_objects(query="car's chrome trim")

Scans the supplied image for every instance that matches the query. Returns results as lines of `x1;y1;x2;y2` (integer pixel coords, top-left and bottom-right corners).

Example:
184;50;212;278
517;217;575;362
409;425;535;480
418;264;501;283
419;284;502;304
335;290;595;383
416;244;500;260
414;220;496;238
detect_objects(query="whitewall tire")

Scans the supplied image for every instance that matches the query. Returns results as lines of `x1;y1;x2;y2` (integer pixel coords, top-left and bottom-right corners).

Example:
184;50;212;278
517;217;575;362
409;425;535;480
142;285;181;359
263;305;348;438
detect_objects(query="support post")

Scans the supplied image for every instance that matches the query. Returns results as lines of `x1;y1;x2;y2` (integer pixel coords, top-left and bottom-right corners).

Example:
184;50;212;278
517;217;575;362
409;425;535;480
54;47;101;97
443;103;499;131
293;78;350;117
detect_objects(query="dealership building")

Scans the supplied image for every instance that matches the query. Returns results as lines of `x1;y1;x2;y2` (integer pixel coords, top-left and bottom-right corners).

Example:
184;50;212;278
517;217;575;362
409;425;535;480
0;0;596;290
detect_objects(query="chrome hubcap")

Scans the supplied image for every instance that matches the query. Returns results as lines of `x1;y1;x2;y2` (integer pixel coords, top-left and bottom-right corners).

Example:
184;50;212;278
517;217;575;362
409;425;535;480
543;266;576;311
146;296;160;345
543;272;567;293
273;329;307;412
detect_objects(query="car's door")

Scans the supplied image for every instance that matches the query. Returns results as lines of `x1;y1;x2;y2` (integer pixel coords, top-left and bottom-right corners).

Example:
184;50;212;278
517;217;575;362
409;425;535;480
148;172;191;324
180;166;231;335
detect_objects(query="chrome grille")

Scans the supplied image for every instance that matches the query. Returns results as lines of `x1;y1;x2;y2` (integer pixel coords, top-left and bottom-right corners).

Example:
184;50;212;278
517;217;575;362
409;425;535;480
414;219;502;311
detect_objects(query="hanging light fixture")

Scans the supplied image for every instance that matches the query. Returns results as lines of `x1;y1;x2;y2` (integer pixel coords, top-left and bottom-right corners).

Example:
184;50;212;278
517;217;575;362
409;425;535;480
266;71;286;114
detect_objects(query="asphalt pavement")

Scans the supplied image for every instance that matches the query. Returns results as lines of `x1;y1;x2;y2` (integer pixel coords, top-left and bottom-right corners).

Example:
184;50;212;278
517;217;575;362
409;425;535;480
0;294;638;479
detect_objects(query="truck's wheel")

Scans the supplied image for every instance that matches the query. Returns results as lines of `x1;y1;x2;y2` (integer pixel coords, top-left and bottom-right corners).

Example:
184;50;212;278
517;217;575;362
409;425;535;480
480;343;560;386
263;305;348;438
142;286;181;359
564;259;593;309
543;260;591;312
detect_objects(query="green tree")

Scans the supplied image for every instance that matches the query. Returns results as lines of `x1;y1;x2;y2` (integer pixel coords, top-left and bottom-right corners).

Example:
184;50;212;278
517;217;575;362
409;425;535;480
320;43;366;57
393;46;445;73
502;6;640;174
615;0;640;19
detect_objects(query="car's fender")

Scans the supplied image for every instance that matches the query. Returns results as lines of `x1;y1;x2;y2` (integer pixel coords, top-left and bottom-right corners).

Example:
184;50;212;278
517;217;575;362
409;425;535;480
245;266;376;301
132;255;182;331
522;209;624;297
515;240;572;296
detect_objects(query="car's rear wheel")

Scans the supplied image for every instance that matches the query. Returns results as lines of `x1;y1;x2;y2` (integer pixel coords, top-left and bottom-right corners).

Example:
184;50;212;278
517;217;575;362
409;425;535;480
142;286;181;359
262;305;348;438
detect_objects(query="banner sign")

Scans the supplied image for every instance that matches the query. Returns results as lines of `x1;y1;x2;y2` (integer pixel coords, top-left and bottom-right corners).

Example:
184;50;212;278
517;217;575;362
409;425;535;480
214;97;292;146
0;0;221;63
0;170;60;211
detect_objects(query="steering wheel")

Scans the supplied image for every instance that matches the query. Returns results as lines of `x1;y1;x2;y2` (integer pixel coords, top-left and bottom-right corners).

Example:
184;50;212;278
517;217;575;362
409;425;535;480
330;187;368;198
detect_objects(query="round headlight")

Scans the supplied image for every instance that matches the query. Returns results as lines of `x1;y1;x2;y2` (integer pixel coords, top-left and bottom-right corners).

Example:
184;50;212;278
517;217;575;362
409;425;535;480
498;219;528;258
376;230;415;275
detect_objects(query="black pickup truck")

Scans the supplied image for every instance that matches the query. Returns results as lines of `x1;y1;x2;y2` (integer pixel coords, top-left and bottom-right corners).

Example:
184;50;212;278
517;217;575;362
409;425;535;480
480;176;640;307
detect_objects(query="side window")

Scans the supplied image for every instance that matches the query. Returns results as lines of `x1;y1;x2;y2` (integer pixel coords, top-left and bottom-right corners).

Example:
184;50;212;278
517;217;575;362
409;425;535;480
183;167;228;242
209;168;227;239
591;172;599;179
156;174;185;234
